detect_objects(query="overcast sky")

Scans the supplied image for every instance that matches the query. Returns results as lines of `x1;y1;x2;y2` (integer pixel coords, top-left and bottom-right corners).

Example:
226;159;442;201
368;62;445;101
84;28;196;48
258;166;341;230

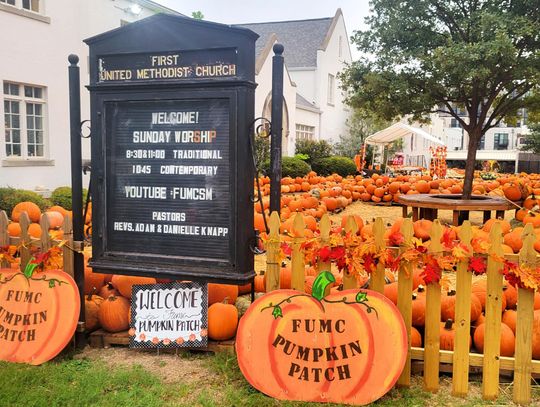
153;0;372;59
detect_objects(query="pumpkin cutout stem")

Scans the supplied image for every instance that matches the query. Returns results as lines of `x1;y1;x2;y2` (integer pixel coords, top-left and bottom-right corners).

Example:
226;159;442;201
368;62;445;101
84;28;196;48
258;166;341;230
2;261;68;288
261;271;378;319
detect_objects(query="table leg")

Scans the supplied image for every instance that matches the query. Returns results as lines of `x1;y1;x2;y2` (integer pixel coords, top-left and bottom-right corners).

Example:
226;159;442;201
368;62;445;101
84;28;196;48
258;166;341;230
453;211;459;226
483;210;491;223
402;205;408;218
496;210;505;220
412;207;419;222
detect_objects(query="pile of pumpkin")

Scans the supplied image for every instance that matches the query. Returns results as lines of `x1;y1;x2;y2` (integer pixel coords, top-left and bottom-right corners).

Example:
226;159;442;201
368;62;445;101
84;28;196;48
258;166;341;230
254;171;534;232
5;201;92;240
383;278;540;358
84;248;245;342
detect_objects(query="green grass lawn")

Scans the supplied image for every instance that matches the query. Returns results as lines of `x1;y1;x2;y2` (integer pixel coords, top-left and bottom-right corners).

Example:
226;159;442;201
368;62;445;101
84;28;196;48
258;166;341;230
0;349;538;406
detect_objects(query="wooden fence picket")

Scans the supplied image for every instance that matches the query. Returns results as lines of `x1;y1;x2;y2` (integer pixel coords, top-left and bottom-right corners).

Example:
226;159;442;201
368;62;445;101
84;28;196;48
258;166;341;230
19;212;31;271
39;213;51;253
452;221;473;397
265;211;281;292
482;222;504;400
397;217;414;387
370;217;386;293
317;214;331;274
63;215;75;277
424;219;443;392
0;211;9;268
342;217;359;290
290;213;306;292
513;224;536;405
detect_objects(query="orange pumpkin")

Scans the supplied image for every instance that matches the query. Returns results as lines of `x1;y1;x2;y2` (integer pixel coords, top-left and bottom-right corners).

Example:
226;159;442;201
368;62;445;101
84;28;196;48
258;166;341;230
45;211;64;229
440;319;471;351
85;294;104;332
112;275;157;299
441;290;482;322
208;283;238;305
533;310;540;359
412;291;426;327
7;222;21;237
99;282;119;299
98;295;131;333
254;273;266;293
473;322;515;357
413;219;432;241
11;201;41;222
502;309;517;335
0;268;80;365
236;282;407;405
208;300;238;340
503;284;518;309
411;326;422;347
383;282;398;305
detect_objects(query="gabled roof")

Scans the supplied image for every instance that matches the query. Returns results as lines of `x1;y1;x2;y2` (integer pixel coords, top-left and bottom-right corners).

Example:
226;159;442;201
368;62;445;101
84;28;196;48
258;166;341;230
235;9;342;68
366;123;445;146
296;94;320;113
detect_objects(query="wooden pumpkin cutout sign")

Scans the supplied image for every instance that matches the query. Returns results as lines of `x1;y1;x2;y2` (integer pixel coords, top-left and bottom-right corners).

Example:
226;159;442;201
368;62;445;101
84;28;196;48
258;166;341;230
0;259;79;365
236;272;408;405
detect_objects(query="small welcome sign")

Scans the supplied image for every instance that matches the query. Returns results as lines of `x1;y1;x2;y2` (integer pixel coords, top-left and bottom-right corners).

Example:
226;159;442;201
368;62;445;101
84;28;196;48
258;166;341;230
129;282;207;348
236;272;408;405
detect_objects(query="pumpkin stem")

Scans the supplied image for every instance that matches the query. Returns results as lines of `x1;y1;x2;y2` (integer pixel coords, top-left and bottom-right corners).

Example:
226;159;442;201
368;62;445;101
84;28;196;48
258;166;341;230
222;297;230;305
447;289;456;297
444;319;454;330
417;285;425;293
311;271;336;301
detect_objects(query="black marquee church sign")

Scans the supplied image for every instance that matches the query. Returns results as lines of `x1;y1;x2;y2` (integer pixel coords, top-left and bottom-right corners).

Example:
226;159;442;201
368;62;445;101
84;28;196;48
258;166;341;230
85;14;258;284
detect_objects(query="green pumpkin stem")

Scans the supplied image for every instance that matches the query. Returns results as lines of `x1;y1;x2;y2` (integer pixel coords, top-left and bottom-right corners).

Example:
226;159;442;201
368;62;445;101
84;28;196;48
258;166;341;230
311;271;336;301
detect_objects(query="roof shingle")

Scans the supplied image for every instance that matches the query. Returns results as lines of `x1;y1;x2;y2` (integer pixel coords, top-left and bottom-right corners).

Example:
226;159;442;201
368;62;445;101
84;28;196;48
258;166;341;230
235;17;333;68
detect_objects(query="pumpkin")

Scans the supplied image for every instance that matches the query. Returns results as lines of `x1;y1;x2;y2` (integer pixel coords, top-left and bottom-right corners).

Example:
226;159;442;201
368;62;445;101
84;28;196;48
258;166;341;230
254;273;266;293
383;282;398;305
235;295;252;317
238;282;252;295
85;294;104;331
112;275;157;299
473;322;515;357
413;219;432;241
304;276;316;295
280;266;292;289
45;211;64;229
27;223;42;238
235;273;407;405
208;299;238;340
48;205;68;217
471;280;506;311
533;310;540;359
440;319;471;351
411;326;422;347
412;291;426;327
11;201;41;222
503;284;518;309
208;283;238;305
502;309;517;334
0;267;80;365
99;282;119;299
440;290;482;322
98;295;131;333
7;222;21;237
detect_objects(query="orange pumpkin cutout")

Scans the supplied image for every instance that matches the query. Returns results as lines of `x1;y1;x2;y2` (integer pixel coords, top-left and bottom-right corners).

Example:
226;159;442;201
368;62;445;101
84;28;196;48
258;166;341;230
0;267;79;365
236;272;407;405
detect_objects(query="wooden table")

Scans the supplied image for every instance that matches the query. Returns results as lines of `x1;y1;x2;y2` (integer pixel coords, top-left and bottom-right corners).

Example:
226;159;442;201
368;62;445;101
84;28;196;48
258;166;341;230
398;194;517;226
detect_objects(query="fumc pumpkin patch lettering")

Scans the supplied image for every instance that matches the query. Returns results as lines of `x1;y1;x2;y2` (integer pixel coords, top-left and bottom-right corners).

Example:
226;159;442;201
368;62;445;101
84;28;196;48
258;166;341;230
0;290;47;342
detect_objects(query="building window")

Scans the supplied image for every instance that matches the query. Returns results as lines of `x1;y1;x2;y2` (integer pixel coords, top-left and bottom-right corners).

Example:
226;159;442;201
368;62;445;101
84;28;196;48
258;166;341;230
22;0;38;12
0;0;16;5
3;81;46;158
327;74;335;105
296;124;315;140
450;118;462;128
494;133;509;150
478;135;485;150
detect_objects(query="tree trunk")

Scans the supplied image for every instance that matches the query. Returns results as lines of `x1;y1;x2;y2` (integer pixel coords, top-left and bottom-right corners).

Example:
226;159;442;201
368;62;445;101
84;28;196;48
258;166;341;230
462;128;482;199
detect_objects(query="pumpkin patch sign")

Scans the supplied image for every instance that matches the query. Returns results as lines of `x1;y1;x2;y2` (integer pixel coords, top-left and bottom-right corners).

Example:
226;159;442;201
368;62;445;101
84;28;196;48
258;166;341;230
236;272;407;405
0;265;79;365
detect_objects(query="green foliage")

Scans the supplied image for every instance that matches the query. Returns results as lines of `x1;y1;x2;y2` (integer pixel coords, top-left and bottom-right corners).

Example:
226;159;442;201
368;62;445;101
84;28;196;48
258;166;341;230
50;186;88;211
294;139;333;166
253;136;270;172
191;11;204;20
521;123;540;154
0;188;51;214
281;156;312;178
314;156;357;177
340;0;540;196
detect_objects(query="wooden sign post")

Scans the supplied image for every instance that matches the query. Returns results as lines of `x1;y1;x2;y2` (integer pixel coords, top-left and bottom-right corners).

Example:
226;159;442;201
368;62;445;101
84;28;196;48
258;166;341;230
84;15;258;285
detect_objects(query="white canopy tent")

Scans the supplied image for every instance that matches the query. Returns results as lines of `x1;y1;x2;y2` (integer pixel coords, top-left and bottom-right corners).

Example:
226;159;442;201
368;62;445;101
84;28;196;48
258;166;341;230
365;122;445;146
364;123;444;170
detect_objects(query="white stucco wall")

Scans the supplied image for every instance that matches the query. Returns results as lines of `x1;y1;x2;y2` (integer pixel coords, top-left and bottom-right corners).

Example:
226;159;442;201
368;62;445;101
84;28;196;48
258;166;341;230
0;0;158;191
288;68;317;104
254;46;297;156
315;13;352;144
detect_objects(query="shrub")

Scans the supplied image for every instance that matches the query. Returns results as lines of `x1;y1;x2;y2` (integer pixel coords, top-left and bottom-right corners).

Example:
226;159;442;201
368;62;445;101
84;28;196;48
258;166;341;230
262;157;312;178
313;156;357;177
294;139;333;166
50;186;88;211
0;188;52;215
